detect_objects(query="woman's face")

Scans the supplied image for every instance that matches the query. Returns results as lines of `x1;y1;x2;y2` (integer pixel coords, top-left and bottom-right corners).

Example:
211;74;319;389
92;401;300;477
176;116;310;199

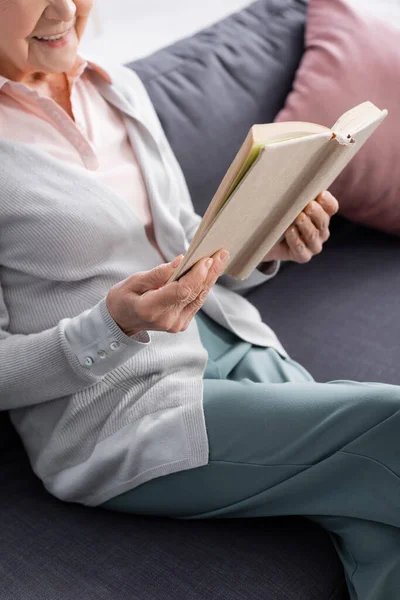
0;0;93;81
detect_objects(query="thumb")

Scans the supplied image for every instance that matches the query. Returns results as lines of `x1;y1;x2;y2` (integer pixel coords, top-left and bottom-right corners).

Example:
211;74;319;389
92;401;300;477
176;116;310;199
131;255;184;295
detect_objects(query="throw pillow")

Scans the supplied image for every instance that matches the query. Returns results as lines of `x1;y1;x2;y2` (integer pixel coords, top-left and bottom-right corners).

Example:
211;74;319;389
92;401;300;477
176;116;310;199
275;0;400;235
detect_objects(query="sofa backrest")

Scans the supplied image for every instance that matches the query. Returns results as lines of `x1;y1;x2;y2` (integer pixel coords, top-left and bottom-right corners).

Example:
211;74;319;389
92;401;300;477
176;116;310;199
129;0;308;216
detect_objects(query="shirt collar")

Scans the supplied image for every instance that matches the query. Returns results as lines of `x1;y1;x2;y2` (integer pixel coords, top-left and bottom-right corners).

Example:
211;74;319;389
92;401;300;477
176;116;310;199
0;55;112;91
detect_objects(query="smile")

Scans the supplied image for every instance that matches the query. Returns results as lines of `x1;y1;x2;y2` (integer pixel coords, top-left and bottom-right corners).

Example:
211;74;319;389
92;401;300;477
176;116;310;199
33;29;70;41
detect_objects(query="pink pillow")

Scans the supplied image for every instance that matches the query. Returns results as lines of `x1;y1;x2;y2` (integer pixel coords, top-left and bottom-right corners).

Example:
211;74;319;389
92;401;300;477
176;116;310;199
275;0;400;235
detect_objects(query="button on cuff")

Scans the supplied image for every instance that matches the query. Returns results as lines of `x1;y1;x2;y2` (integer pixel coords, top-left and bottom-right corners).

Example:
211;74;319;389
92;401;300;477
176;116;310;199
62;298;151;377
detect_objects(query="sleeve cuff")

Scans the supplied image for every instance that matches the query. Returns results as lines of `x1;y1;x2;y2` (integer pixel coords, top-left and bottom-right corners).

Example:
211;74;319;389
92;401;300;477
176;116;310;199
217;260;280;295
255;261;280;276
62;297;151;377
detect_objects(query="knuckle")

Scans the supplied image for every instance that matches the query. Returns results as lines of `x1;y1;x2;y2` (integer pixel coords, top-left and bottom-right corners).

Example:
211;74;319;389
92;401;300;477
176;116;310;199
307;201;316;216
190;288;201;303
215;264;226;278
176;284;192;303
191;296;205;312
297;247;311;263
199;289;209;304
147;265;163;284
209;260;223;277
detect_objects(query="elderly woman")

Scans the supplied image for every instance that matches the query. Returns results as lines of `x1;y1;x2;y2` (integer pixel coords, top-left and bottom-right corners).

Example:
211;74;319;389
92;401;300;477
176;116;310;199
1;1;399;598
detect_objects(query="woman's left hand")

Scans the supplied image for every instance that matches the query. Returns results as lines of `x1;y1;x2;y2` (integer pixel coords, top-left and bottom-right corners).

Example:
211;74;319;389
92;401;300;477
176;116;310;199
261;191;339;264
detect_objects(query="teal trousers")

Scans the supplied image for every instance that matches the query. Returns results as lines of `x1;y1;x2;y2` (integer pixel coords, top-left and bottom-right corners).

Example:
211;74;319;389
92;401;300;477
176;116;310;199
102;310;400;600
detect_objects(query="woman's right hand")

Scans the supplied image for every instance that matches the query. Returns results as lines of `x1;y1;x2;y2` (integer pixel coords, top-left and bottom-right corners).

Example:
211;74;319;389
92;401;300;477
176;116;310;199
105;250;230;337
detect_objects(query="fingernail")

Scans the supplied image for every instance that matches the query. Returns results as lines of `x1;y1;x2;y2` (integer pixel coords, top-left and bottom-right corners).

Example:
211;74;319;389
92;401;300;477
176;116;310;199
205;258;213;269
322;191;332;200
171;255;183;268
219;250;230;262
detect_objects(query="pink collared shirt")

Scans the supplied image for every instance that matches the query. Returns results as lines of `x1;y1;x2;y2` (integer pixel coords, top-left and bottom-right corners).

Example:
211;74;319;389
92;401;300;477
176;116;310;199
0;57;166;261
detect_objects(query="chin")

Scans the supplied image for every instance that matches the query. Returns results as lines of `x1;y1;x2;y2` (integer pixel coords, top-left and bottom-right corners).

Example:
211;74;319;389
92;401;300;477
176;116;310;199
38;53;78;75
33;32;80;74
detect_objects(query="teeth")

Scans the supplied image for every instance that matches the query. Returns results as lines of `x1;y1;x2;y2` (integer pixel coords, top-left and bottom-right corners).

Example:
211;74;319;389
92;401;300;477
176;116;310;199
35;32;66;41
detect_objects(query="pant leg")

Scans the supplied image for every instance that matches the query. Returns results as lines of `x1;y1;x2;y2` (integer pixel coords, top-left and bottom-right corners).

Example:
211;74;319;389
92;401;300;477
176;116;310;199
101;311;400;600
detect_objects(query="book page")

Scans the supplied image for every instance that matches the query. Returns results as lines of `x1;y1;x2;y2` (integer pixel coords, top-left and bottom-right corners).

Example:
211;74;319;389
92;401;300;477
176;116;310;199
333;101;388;137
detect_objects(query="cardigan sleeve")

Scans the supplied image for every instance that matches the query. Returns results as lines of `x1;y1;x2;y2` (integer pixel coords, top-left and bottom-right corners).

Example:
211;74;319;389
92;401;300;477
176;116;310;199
0;280;150;411
119;66;281;295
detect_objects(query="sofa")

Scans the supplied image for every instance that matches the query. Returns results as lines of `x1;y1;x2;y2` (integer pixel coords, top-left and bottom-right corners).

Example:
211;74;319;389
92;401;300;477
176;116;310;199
2;0;399;598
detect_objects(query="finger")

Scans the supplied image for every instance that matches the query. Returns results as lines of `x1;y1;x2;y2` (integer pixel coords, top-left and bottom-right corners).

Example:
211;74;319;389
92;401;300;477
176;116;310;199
286;226;313;263
270;239;292;262
294;213;323;255
152;257;213;309
160;249;229;333
179;287;210;329
304;200;330;232
179;250;230;326
205;249;230;283
317;191;339;217
132;256;183;295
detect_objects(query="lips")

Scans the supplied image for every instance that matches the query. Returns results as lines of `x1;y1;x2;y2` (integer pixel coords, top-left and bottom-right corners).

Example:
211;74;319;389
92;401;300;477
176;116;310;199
32;17;76;41
33;29;70;41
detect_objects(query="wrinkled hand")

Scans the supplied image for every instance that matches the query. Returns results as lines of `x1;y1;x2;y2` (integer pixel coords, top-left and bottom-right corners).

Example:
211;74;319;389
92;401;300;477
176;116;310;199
106;249;230;337
261;191;339;264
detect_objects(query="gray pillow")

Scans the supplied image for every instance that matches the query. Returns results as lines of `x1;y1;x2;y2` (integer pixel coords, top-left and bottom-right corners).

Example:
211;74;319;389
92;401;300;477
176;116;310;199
128;0;308;216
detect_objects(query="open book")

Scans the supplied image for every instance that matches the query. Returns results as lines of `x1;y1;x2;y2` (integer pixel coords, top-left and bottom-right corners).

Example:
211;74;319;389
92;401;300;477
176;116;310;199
168;101;387;282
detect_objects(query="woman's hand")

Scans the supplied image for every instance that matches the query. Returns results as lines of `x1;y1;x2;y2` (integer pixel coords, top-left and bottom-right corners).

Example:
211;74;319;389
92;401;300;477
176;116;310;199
261;191;339;264
106;249;230;337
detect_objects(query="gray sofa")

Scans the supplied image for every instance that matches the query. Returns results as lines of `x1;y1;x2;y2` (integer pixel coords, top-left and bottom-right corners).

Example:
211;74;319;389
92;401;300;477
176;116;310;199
1;0;399;598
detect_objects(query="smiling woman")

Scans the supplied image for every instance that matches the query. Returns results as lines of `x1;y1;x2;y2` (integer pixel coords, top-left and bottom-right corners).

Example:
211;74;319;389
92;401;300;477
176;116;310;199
1;3;400;600
0;0;91;89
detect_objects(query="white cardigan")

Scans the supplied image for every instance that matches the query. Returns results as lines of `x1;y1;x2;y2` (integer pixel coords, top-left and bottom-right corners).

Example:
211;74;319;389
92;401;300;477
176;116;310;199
0;61;286;506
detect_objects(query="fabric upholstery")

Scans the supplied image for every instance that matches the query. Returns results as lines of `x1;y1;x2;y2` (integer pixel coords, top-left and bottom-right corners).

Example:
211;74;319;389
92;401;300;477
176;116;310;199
0;416;348;599
129;0;308;216
3;213;398;598
248;216;400;385
275;0;400;235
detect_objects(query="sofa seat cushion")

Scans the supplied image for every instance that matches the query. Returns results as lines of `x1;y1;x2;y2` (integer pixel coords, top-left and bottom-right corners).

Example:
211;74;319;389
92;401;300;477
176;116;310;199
0;415;347;600
247;216;400;385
